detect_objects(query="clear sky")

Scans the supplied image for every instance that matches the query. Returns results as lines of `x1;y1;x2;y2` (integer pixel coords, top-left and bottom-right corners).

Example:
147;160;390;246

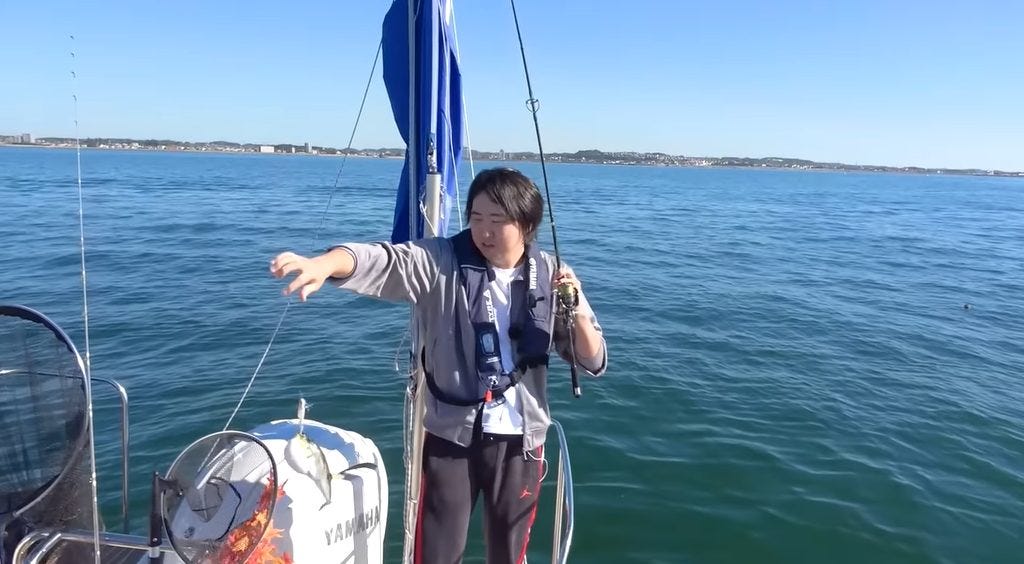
2;1;1022;170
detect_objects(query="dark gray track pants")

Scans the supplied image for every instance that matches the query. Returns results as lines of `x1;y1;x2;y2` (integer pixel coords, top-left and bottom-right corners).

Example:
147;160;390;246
414;432;545;564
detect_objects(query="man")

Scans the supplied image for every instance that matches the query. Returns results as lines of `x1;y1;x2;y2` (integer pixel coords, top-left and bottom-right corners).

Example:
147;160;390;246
271;167;606;563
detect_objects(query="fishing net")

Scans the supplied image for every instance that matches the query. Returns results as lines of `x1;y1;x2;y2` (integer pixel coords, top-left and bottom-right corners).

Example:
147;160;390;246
0;305;99;562
162;431;278;564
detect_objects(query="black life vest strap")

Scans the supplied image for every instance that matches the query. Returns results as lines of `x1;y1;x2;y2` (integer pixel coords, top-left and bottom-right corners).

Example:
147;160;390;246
422;367;525;407
422;351;547;407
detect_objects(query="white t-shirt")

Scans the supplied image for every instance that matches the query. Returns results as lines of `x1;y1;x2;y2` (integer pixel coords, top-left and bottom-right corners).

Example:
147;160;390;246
479;265;524;434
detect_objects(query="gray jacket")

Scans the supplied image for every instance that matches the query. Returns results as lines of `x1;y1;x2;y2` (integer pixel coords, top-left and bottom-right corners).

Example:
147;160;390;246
331;237;606;450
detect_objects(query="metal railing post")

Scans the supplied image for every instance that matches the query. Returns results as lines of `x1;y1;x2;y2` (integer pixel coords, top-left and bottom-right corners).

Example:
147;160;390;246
549;420;574;564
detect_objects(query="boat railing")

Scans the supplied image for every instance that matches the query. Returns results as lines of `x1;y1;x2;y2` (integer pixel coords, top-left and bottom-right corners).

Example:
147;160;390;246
2;369;131;532
12;528;172;564
93;376;131;532
549;419;574;564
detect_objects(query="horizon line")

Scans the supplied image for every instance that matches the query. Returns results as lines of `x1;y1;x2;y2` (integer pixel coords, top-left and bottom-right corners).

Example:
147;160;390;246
4;133;1023;177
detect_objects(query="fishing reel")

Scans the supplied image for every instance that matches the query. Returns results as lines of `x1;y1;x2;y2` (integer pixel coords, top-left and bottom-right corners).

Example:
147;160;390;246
555;282;582;399
556;282;579;312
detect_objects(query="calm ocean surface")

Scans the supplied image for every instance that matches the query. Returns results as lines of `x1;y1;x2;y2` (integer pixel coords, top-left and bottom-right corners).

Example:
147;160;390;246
2;146;1023;563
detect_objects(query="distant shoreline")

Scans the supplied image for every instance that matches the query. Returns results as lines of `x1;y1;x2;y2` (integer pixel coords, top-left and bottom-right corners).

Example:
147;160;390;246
3;140;1021;179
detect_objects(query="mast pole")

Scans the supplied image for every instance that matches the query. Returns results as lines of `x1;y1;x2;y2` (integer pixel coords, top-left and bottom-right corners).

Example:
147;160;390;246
408;0;418;240
403;4;426;564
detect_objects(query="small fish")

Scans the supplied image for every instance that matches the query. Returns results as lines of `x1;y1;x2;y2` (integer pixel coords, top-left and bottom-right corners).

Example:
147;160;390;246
284;398;331;507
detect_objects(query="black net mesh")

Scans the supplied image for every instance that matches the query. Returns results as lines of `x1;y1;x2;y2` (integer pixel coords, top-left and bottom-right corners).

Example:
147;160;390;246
0;305;99;562
163;432;277;564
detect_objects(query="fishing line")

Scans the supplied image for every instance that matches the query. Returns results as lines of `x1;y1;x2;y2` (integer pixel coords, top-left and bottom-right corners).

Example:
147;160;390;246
222;40;384;432
509;0;582;397
70;34;103;563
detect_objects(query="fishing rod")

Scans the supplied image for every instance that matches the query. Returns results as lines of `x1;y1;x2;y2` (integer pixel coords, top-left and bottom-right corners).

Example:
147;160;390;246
70;35;104;563
509;0;581;398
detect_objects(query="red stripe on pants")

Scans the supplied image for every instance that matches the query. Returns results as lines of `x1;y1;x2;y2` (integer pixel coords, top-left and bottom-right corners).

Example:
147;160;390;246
516;445;545;564
414;433;427;564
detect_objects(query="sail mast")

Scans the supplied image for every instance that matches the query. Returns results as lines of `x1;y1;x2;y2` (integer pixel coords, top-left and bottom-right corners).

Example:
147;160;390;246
383;2;462;559
407;0;418;239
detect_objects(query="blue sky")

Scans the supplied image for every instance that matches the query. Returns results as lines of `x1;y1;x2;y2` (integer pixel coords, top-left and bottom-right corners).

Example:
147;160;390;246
2;1;1022;170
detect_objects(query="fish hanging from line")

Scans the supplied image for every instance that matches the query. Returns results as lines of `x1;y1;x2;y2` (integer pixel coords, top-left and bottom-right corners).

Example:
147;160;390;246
284;398;332;507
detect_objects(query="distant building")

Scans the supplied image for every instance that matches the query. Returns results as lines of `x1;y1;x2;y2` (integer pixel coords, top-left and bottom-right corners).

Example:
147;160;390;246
1;133;33;144
304;142;311;153
258;145;274;153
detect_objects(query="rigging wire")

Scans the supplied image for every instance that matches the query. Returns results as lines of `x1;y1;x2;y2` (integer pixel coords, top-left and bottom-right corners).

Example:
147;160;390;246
221;41;384;431
451;5;472;229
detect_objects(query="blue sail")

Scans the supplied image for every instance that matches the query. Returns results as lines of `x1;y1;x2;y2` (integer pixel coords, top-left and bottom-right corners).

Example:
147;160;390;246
383;0;464;243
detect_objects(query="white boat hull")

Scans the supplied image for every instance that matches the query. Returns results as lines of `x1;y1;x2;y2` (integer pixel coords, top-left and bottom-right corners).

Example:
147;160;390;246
159;419;387;564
